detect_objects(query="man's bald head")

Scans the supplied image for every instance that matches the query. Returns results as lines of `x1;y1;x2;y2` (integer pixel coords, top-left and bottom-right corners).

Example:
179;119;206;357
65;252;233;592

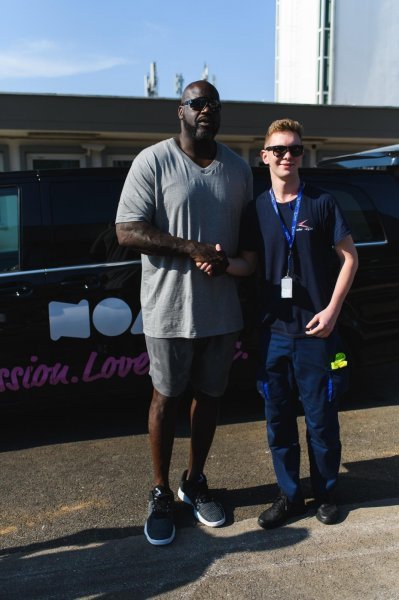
181;80;220;104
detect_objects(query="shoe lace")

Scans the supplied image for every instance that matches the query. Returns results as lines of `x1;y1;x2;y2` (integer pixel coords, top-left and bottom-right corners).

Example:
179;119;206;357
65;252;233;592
274;495;288;510
195;480;212;504
152;493;173;514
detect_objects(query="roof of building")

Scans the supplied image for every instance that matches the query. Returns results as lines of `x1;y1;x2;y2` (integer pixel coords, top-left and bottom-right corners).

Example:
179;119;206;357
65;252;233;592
1;92;399;144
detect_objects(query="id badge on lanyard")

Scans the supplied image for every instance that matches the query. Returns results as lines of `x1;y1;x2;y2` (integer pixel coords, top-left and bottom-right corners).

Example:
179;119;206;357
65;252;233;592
281;275;293;298
269;184;304;299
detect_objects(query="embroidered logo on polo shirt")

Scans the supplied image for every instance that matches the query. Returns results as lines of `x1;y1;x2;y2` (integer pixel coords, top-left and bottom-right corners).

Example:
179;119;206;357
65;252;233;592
296;219;313;232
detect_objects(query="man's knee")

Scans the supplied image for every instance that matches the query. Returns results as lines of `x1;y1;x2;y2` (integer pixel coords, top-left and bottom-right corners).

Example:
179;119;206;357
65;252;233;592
150;388;179;415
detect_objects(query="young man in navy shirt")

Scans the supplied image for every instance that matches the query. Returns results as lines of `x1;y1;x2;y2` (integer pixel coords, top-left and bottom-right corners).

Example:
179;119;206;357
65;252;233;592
203;118;358;527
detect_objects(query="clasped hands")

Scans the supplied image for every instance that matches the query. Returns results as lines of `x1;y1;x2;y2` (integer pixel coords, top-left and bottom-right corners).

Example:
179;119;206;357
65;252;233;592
190;243;227;277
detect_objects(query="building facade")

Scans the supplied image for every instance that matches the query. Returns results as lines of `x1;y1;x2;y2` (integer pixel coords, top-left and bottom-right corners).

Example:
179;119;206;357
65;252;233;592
276;0;399;106
1;91;399;172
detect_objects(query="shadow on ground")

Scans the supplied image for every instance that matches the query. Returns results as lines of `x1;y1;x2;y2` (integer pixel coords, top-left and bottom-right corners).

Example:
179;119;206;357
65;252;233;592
0;521;310;600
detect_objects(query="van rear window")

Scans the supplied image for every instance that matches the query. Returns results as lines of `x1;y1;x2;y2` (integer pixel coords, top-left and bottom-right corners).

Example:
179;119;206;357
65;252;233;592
312;182;385;245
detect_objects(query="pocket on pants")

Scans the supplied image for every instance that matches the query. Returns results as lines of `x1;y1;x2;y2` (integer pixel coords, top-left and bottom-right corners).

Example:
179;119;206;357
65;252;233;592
327;366;350;401
257;379;270;401
326;334;350;401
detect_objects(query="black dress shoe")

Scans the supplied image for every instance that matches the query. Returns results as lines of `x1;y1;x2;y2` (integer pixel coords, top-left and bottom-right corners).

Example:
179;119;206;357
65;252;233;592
258;493;307;530
316;497;339;525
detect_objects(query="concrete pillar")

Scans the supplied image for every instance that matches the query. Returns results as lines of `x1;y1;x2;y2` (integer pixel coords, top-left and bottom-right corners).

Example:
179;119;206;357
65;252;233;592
81;144;105;168
7;140;21;171
308;145;318;167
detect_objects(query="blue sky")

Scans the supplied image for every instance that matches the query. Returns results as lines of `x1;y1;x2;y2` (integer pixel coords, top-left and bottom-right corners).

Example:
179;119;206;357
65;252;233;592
0;0;276;102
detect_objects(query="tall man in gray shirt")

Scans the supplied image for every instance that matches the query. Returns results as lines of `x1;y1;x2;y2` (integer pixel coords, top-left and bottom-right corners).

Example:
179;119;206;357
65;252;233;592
116;80;252;545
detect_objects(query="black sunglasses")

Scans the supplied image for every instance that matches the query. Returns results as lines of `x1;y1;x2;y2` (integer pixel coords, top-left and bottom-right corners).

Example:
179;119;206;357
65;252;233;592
265;145;304;158
182;96;222;112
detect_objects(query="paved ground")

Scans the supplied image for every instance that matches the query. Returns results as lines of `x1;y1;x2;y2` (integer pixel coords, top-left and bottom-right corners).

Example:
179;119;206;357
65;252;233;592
1;497;398;599
0;362;398;598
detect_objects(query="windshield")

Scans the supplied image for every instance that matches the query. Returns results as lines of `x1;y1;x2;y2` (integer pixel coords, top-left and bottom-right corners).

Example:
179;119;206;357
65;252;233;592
318;145;399;169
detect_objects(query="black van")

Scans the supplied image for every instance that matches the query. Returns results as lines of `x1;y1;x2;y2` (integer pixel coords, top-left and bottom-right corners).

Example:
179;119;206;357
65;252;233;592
0;168;148;407
0;166;398;407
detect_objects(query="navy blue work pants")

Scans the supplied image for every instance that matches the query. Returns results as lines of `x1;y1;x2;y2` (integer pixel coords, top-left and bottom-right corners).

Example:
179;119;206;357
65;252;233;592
258;331;347;503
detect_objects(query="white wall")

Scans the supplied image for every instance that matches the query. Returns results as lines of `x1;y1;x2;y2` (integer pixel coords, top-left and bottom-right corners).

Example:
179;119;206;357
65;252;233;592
333;0;399;106
276;0;399;106
276;0;320;103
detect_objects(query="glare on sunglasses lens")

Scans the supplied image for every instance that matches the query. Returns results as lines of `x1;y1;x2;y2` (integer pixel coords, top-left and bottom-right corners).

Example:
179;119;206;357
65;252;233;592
266;145;304;157
183;97;221;111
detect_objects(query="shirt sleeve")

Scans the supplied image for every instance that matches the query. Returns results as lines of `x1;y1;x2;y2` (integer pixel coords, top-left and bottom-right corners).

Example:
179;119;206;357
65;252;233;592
327;195;352;246
115;148;156;224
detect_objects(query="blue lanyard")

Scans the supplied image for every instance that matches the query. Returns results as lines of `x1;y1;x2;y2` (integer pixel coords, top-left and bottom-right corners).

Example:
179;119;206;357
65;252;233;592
269;183;304;275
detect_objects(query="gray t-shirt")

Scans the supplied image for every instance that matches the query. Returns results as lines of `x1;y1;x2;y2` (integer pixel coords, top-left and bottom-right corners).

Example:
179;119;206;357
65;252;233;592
116;138;253;338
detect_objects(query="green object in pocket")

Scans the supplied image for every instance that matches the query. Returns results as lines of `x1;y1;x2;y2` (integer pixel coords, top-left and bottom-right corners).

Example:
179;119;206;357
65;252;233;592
331;352;347;370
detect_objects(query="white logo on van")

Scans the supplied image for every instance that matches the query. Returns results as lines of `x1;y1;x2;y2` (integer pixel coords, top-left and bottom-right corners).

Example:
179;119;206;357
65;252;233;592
48;298;143;341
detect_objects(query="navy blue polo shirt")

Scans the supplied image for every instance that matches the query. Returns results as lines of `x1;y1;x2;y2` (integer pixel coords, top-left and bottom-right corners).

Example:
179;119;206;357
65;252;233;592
240;184;351;337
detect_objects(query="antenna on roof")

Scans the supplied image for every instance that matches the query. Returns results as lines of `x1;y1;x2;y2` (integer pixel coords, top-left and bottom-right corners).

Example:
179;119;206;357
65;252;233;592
145;62;158;97
175;73;184;97
201;63;216;87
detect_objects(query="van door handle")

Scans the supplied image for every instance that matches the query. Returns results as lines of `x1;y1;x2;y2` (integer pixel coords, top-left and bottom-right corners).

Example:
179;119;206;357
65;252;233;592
0;284;33;297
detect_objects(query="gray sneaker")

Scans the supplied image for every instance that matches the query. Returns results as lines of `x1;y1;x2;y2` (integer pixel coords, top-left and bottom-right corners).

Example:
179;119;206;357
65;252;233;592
144;486;175;545
178;470;225;527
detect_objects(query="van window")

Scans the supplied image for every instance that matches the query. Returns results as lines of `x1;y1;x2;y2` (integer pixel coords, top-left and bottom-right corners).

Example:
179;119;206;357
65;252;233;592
107;155;136;168
0;188;19;271
33;158;81;170
47;178;135;267
28;154;84;170
315;182;385;244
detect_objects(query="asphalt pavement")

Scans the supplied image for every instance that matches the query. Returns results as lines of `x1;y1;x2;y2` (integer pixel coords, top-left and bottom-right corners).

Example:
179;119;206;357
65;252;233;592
1;497;398;600
0;362;398;599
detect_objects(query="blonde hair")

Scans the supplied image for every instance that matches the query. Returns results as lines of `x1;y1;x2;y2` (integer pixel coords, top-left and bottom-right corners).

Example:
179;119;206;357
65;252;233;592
264;118;304;147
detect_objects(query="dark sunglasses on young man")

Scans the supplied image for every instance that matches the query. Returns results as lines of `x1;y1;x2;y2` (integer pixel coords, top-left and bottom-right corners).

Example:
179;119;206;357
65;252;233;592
182;96;222;112
265;145;304;158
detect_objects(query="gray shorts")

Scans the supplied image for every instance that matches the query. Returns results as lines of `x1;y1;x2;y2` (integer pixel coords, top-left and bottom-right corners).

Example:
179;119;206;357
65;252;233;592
145;333;239;397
